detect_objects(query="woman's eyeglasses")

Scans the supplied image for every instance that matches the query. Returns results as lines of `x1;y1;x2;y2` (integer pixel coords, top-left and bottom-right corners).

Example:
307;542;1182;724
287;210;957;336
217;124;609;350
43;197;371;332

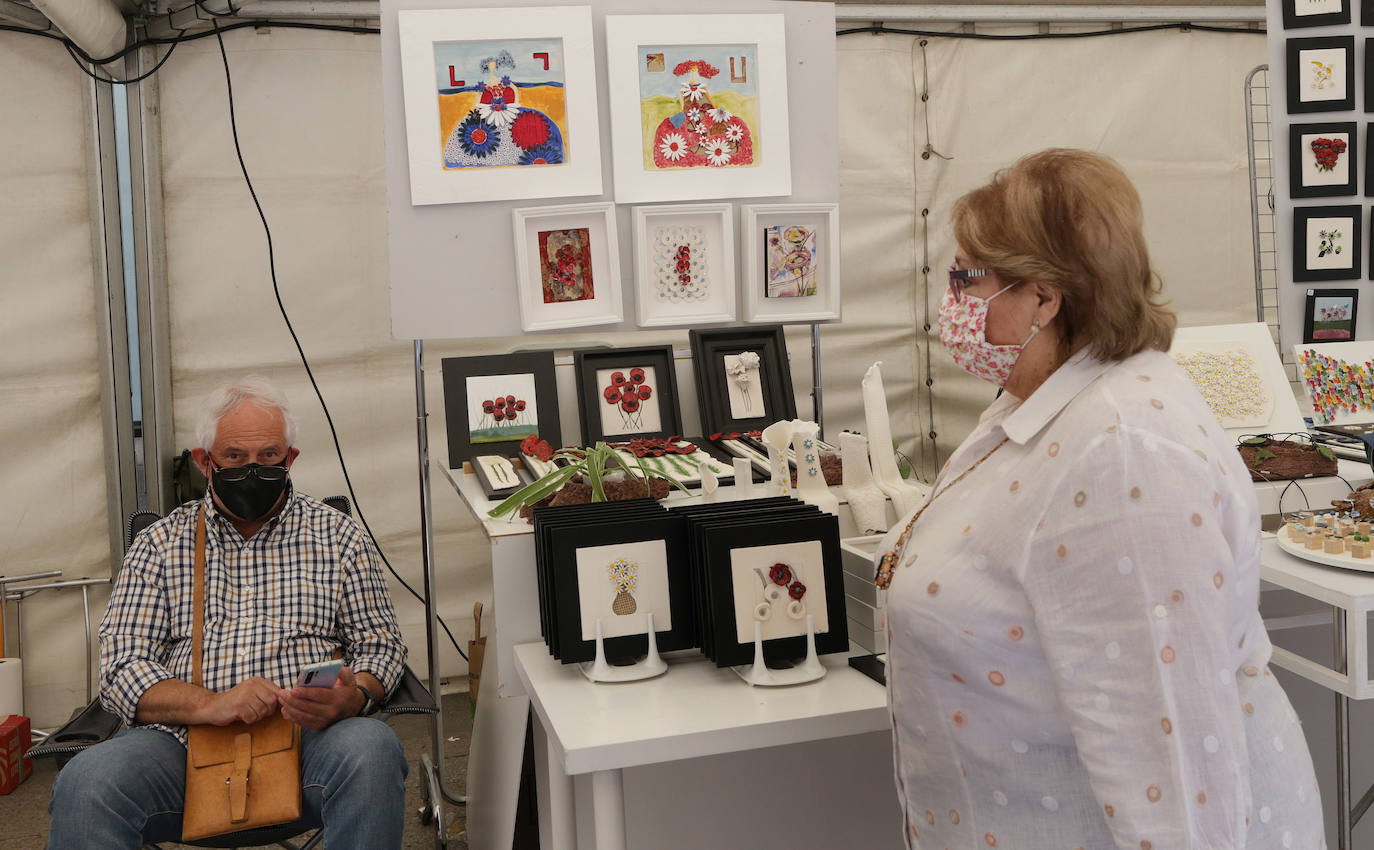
948;264;992;302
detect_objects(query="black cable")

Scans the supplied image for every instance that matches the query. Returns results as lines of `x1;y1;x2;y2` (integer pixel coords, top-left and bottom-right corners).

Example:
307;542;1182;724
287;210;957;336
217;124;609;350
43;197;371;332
64;39;179;85
836;22;1265;39
211;21;467;662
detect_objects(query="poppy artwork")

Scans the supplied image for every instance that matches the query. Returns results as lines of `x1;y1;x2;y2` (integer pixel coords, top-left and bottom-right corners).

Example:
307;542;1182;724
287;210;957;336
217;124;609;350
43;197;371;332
537;228;595;304
433;38;568;170
597;366;663;437
763;224;819;298
638;44;760;171
464;372;540;445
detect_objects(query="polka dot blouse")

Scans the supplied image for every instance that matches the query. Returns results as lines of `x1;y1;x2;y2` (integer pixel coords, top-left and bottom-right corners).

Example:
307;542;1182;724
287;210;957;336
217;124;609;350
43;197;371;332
878;349;1324;849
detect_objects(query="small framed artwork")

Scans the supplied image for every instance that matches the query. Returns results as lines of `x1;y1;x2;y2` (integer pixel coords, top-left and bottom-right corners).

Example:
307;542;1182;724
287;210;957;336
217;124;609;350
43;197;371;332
604;14;792;203
1292;205;1361;282
395;6;603;206
1304;288;1359;343
1365;0;1374;25
1289;122;1357;198
441;351;562;466
739;204;841;323
1283;0;1350;28
1286;36;1355;114
573;345;684;443
632;203;736;327
511;202;623;332
689;325;797;435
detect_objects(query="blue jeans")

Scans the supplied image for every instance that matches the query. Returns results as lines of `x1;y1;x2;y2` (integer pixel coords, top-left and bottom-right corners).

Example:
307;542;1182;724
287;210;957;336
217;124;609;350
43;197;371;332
46;717;407;850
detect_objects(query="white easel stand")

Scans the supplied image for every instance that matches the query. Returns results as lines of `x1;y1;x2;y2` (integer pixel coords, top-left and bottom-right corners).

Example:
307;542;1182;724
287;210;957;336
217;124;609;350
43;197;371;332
580;613;668;683
731;615;826;687
732;458;755;499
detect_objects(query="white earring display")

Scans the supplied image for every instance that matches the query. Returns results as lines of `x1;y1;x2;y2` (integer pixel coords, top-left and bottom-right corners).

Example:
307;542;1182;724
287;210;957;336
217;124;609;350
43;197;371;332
839;431;889;533
862;362;923;516
733;457;756;499
790;421;838;515
760;419;795;497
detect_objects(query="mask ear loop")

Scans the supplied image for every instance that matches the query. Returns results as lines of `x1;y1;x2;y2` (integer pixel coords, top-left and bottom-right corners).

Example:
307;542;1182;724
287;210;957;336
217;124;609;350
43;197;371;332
1022;319;1040;347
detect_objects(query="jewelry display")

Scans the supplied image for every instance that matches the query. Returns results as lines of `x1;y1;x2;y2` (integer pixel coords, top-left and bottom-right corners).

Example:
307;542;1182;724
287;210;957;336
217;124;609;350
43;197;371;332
760;419;795;497
861;362;923;515
790;421;838;515
838;431;888;534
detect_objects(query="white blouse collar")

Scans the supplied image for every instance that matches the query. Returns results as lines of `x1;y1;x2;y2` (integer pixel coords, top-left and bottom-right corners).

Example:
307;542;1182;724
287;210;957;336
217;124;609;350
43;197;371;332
1001;347;1115;445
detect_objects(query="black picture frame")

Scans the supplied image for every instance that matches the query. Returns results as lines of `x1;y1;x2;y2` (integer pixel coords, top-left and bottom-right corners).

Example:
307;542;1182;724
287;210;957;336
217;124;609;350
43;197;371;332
1365;0;1374;25
573;345;683;444
688;325;798;436
1303;288;1359;343
1292;204;1362;281
440;351;561;467
1290;122;1358;198
1283;0;1351;28
469;454;529;500
1286;36;1355;114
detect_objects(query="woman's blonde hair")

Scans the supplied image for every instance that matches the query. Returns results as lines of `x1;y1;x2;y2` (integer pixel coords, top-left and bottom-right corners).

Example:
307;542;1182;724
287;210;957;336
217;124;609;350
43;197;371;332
951;148;1175;360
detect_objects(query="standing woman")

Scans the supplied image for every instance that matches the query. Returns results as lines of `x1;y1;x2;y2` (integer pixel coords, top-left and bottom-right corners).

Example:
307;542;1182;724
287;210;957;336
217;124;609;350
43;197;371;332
877;149;1324;849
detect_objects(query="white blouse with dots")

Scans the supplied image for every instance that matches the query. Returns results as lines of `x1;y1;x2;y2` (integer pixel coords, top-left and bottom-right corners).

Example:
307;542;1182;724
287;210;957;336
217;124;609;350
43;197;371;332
879;348;1325;850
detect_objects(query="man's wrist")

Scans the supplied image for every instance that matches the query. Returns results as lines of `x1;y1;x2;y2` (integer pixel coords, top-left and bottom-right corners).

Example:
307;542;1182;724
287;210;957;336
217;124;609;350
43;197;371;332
354;683;378;716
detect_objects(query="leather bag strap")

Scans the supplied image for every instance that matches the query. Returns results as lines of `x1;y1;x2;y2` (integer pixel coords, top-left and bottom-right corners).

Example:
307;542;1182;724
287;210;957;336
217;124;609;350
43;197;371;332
192;505;206;688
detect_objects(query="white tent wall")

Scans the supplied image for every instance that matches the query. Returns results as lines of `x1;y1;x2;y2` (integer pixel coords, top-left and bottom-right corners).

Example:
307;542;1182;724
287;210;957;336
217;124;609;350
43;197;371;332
0;33;113;728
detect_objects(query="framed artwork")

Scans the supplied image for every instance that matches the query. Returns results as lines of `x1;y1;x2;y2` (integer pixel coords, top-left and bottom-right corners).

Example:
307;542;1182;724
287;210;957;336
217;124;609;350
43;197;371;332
573;345;684;443
1366;0;1374;25
632;203;736;327
441;351;562;466
511;202;623;332
1292;204;1361;281
1289;122;1357;198
470;453;528;499
1304;288;1359;343
1169;323;1305;438
739;204;841;323
1294;341;1374;424
689;325;797;435
604;14;792;203
1285;36;1355;114
395;6;602;206
1283;0;1351;28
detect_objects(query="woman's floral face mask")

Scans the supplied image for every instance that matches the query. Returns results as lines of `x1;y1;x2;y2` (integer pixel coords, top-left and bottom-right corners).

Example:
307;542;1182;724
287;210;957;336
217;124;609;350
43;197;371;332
937;283;1036;387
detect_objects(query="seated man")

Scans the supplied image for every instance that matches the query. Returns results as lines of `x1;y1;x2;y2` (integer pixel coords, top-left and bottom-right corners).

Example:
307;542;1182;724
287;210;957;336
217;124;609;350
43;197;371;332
48;376;409;850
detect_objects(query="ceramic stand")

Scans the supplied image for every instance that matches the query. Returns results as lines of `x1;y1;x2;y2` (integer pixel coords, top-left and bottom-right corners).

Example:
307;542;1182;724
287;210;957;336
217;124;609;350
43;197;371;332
699;462;720;503
579;614;668;683
731;616;826;687
791;421;839;515
839;431;888;533
732;458;755;499
760;420;796;498
861;362;922;515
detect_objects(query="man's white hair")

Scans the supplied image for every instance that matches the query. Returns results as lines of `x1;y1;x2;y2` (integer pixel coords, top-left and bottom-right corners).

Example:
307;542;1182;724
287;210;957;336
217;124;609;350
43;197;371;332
196;375;298;451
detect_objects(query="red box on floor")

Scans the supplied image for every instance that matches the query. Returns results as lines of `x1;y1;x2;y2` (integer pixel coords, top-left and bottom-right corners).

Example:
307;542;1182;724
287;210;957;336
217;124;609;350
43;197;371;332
0;714;33;794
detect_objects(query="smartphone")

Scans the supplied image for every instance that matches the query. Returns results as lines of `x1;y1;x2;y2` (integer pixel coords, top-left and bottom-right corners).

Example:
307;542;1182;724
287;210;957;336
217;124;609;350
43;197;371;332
295;659;344;689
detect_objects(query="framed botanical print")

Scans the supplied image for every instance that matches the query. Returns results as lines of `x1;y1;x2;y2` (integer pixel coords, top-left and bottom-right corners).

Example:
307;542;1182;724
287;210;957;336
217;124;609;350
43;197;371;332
1283;0;1351;28
511;202;623;332
604;14;792;203
1292;204;1361;282
1304;288;1359;343
689;325;797;436
740;204;841;323
1289;122;1357;198
441;351;562;466
395;6;603;205
1286;36;1355;114
632;203;736;327
573;345;684;444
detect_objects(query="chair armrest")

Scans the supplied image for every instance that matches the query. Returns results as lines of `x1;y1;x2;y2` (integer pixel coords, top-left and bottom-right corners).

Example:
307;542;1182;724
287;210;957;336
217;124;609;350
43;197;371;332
25;699;124;760
380;665;437;716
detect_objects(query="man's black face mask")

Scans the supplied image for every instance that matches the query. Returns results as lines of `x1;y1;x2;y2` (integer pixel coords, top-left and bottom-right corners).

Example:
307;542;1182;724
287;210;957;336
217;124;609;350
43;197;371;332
210;461;289;522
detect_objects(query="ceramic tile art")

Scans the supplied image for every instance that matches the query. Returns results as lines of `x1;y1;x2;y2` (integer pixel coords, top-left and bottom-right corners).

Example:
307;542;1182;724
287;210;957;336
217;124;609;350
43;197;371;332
538;228;595;303
1299;347;1374;422
464;373;540;444
1171;349;1273;428
652;224;709;301
574;539;673;640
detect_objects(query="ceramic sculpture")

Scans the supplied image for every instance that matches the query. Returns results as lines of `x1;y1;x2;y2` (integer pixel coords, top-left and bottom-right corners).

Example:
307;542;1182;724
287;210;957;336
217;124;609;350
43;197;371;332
839;431;888;533
861;362;922;516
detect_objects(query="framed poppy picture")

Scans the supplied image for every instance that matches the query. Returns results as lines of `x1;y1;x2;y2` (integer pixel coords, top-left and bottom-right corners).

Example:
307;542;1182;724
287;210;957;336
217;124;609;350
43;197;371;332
511;202;623;332
740;204;842;323
1304;288;1359;343
1286;36;1355;114
395;6;603;205
1283;0;1351;28
604;13;792;203
440;351;562;466
632;203;737;327
573;345;684;444
1289;122;1357;198
1292;204;1362;282
689;325;797;436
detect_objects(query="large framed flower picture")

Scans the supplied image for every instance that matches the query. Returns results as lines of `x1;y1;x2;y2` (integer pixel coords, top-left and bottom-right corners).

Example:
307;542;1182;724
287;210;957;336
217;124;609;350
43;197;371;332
604;14;792;203
396;6;603;205
511;202;624;332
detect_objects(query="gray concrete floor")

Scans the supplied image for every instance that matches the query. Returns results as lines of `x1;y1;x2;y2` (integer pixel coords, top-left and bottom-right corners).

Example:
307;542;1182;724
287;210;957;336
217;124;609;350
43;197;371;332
0;694;473;850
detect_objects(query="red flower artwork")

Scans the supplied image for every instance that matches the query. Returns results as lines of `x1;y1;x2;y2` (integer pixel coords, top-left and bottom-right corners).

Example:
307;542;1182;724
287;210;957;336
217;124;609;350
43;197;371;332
602;367;655;432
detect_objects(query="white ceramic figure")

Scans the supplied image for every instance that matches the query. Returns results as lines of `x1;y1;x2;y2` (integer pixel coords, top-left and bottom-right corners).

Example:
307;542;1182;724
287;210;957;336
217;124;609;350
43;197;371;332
699;461;720;503
861;362;923;515
732;457;755;499
839;430;888;533
760;419;795;497
791;421;839;515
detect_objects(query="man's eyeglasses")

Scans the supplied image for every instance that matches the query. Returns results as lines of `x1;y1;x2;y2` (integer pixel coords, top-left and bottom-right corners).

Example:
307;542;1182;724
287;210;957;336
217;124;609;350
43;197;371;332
209;458;289;482
948;264;992;302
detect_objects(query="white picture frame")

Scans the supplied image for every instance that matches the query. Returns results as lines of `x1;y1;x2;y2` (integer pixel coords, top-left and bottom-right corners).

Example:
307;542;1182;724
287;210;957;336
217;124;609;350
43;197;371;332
632;203;736;327
740;203;841;323
512;202;623;332
604;14;792;204
396;6;603;206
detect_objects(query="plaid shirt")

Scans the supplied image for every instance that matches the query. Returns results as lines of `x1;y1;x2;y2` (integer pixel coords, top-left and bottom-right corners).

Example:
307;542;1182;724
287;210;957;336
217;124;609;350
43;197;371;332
99;489;407;744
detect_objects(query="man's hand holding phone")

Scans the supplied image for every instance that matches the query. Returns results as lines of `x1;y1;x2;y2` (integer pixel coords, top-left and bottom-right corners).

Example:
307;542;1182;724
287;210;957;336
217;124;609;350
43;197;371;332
279;660;361;730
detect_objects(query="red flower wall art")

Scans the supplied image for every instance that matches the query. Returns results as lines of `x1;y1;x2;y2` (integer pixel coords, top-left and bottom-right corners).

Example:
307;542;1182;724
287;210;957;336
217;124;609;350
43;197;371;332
538;228;595;303
637;47;759;171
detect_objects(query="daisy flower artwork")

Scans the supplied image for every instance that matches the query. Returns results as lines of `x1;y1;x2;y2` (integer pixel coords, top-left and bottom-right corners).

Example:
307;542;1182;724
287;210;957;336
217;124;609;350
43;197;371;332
638;44;760;171
432;38;569;169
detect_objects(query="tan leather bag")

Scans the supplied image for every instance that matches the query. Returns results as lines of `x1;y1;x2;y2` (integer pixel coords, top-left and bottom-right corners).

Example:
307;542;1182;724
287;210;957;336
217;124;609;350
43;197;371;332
182;507;302;842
